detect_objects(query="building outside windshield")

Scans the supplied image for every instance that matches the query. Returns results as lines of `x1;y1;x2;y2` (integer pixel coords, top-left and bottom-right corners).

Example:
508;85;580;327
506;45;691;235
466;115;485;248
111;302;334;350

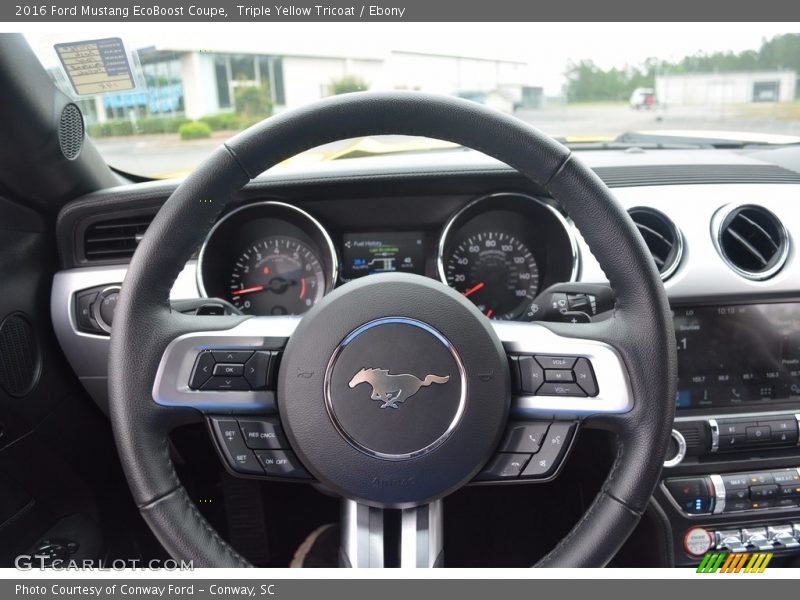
22;23;800;178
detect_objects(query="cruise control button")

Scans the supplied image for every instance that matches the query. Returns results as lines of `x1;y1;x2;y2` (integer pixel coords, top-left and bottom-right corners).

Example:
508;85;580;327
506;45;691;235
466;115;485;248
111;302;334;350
213;363;244;377
537;382;586;397
535;356;577;370
545;369;574;383
521;422;575;478
239;419;288;450
254;450;310;479
211;350;253;364
189;351;216;389
210;418;263;475
201;377;250;391
244;351;272;390
572;358;598;396
499;423;550;453
476;453;531;480
517;356;544;394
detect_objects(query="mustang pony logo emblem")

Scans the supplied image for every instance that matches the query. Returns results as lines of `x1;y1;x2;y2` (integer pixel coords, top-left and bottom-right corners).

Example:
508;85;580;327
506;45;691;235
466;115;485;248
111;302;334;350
348;368;450;409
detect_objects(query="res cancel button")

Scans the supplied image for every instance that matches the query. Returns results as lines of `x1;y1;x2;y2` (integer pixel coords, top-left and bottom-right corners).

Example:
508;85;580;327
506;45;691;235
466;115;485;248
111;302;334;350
684;527;714;557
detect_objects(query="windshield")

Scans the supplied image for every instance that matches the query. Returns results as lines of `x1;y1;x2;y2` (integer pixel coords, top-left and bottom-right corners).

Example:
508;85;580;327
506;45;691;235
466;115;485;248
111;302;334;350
22;23;800;178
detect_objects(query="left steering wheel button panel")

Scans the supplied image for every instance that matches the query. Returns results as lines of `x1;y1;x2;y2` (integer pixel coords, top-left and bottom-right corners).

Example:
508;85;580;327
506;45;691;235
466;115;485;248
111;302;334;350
210;418;263;475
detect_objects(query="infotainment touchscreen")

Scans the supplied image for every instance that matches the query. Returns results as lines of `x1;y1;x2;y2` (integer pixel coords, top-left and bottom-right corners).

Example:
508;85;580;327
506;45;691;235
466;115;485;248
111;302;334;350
674;303;800;409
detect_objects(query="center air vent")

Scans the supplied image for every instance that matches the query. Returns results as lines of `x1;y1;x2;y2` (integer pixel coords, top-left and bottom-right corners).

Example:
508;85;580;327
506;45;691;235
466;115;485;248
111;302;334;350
83;215;153;262
714;204;789;281
628;207;683;280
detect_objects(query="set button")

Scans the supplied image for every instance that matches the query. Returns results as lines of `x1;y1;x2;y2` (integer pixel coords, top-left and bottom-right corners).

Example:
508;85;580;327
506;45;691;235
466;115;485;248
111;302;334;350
209;416;310;480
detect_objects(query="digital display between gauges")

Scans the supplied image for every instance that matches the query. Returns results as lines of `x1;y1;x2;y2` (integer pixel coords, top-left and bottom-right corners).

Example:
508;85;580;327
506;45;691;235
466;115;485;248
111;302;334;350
443;231;540;320
341;232;425;279
228;235;326;315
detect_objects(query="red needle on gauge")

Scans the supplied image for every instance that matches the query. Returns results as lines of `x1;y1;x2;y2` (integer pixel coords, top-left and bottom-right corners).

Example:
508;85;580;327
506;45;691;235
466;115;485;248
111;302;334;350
463;282;485;298
232;285;265;296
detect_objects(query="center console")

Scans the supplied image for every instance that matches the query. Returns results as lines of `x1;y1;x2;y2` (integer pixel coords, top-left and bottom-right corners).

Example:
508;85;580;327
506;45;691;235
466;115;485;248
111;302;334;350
657;302;800;565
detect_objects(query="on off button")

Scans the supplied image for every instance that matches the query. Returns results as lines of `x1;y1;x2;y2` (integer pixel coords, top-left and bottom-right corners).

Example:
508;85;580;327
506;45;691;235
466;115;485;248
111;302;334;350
684;527;714;557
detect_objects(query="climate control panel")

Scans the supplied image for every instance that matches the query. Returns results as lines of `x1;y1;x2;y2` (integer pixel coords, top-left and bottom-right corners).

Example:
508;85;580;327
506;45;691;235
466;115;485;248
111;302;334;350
664;468;800;516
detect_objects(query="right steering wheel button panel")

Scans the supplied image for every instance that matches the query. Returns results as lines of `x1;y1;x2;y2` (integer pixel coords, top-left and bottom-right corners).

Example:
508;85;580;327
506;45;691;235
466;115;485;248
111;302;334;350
510;354;599;397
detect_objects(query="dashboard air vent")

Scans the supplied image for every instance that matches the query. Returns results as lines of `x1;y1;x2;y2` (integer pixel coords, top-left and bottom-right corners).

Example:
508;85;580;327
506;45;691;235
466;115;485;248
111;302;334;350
83;215;153;262
714;204;789;280
628;207;683;280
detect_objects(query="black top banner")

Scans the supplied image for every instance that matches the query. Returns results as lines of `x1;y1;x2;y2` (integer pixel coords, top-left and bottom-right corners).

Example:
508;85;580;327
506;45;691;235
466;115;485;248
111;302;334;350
4;0;800;22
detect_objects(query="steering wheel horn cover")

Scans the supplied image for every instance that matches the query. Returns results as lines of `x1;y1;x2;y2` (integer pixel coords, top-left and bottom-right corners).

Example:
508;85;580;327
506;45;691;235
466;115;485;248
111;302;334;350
278;273;508;507
108;91;676;568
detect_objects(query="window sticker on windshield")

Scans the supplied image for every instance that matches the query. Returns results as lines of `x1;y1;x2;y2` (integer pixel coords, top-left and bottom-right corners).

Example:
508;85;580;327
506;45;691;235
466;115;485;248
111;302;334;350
55;37;135;95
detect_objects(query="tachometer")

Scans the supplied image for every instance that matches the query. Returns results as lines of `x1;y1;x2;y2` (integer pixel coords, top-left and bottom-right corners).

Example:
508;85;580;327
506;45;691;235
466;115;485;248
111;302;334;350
444;231;539;319
228;236;325;315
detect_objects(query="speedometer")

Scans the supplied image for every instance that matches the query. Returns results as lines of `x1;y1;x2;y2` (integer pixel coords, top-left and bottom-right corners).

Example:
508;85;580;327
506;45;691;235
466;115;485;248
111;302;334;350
444;232;539;319
228;236;326;315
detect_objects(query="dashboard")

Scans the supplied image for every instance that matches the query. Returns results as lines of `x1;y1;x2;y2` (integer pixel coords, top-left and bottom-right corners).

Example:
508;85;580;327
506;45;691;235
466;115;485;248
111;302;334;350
196;192;577;320
50;145;800;566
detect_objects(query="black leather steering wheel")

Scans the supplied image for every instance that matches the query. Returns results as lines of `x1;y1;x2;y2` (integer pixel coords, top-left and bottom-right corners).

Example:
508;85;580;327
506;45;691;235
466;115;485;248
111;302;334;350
108;92;677;568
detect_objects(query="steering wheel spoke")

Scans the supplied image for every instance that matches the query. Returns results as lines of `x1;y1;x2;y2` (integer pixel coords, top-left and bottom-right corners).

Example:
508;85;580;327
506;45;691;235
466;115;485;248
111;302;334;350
340;499;443;568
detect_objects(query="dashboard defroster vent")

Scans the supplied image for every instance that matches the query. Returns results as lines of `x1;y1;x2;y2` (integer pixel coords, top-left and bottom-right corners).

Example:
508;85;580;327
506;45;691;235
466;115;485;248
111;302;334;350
628;207;683;280
82;215;153;262
713;204;789;281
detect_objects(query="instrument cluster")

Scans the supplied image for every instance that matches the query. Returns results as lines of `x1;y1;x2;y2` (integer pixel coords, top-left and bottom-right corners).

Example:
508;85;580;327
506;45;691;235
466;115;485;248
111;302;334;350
198;193;579;319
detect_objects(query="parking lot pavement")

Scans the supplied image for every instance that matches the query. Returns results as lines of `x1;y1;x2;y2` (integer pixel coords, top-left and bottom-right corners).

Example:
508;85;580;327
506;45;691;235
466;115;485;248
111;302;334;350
94;103;800;178
515;103;800;139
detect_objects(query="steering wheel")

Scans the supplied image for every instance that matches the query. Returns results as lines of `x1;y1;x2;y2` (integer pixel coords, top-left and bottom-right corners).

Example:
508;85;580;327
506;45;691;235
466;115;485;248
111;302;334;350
108;92;676;568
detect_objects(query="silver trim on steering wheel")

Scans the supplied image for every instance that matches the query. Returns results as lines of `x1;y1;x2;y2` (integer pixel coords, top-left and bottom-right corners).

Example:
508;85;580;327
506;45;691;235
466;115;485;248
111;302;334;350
151;317;632;418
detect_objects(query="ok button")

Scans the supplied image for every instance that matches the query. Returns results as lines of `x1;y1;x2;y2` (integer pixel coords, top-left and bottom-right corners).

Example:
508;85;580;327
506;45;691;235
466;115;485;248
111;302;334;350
213;363;244;377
